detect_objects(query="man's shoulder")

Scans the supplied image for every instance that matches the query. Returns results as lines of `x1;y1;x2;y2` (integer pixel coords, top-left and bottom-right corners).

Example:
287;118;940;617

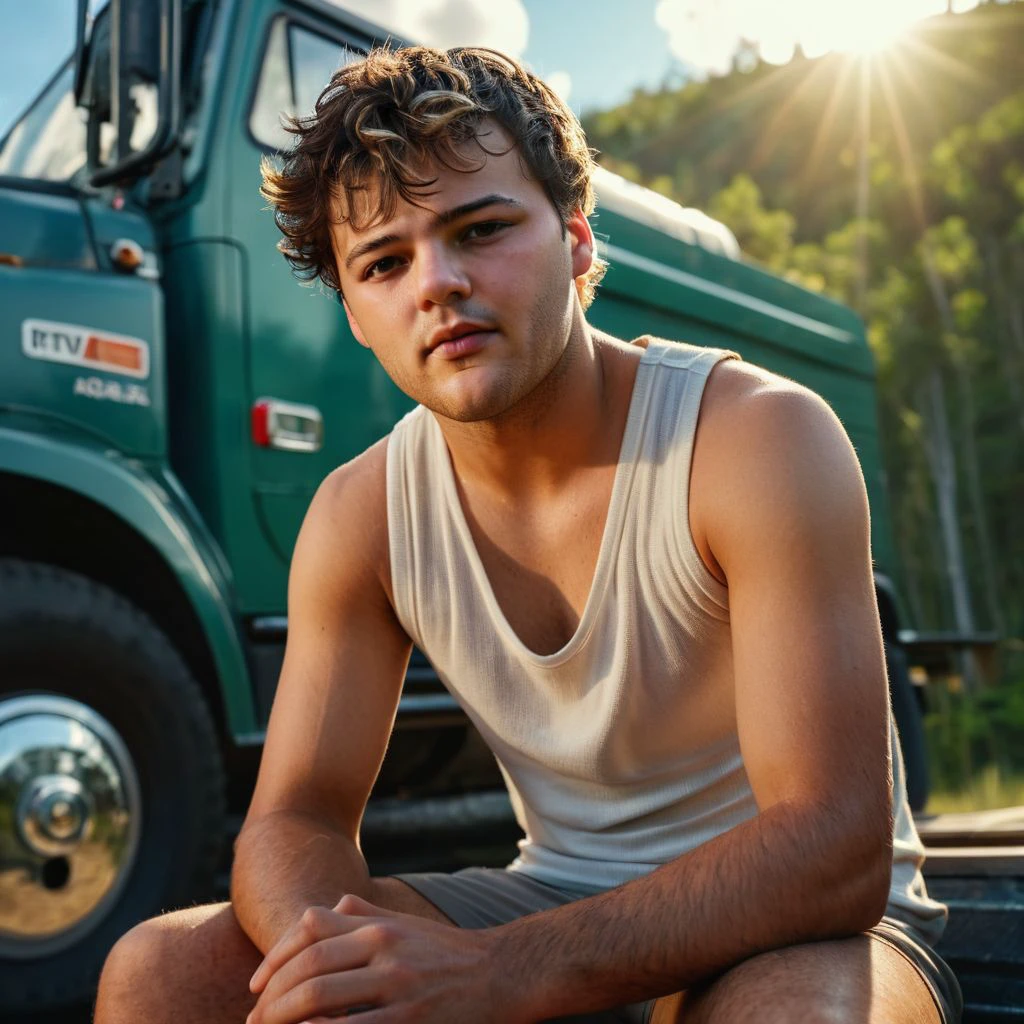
698;357;840;455
690;358;864;570
318;435;390;511
300;436;392;574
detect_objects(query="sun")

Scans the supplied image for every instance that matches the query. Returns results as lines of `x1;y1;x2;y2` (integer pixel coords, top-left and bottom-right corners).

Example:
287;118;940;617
789;1;921;60
841;19;911;55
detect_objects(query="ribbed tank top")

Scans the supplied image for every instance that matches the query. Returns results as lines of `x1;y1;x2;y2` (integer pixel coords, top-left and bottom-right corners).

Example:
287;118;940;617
386;338;947;945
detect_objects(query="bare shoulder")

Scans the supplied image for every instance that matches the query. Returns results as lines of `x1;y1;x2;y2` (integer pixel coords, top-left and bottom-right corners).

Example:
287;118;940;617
691;358;868;581
696;357;856;469
314;434;389;513
293;435;393;602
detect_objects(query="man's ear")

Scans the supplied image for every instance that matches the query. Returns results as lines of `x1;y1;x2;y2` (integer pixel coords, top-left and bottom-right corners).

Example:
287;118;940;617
342;297;370;349
566;208;595;281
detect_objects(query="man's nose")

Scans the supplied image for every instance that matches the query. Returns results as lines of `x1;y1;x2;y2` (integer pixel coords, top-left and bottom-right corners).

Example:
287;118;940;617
415;244;472;309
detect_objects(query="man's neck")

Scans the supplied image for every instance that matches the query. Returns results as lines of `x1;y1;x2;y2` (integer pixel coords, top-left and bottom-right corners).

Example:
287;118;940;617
434;321;642;505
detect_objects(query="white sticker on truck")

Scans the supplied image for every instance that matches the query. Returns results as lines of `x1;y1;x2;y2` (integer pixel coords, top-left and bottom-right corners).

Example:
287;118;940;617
73;376;152;406
21;319;150;379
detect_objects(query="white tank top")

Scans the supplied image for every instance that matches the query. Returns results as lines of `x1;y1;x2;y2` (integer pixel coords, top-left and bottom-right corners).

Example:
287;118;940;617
386;338;947;945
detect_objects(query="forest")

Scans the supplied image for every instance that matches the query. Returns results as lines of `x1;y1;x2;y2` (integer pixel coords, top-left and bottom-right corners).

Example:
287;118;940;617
583;0;1024;808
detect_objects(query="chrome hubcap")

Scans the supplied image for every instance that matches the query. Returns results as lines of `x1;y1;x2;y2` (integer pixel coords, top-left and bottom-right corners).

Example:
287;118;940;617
0;695;142;957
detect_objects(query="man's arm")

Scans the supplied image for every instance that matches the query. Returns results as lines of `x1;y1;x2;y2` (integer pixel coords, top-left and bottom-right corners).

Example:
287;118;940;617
489;365;895;1018
231;438;413;953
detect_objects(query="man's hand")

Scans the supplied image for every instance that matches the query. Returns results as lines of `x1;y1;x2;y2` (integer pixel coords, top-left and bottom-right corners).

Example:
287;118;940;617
246;894;519;1024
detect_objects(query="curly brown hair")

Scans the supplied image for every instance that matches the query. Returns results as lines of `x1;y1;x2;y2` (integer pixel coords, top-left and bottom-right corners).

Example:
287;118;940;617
260;45;607;308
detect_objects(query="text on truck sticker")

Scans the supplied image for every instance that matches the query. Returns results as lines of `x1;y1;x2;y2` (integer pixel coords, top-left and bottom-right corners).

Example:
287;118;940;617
73;376;151;406
21;319;150;379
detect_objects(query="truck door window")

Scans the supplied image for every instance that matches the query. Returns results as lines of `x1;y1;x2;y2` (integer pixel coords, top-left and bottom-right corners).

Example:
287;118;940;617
0;62;88;181
249;18;361;152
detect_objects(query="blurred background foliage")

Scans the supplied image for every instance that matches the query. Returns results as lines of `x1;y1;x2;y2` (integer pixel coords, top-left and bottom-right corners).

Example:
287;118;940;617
583;0;1024;810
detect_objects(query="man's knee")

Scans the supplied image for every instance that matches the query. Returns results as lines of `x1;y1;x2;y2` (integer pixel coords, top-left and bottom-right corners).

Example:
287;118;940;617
101;914;178;985
97;915;176;1017
668;935;940;1024
96;903;259;1023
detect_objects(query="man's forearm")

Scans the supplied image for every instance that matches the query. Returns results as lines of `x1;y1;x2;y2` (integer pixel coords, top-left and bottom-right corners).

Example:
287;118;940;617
231;810;372;953
493;800;892;1020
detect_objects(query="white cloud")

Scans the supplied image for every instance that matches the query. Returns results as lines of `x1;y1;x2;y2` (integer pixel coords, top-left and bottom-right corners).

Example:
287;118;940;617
330;0;529;57
654;0;977;75
544;70;573;103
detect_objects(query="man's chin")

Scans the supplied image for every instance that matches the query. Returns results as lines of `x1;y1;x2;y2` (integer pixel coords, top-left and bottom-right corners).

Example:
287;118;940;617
424;380;522;424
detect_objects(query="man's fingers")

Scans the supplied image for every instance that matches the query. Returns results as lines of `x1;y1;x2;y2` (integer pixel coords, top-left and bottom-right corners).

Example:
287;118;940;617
303;1012;390;1024
256;932;372;1010
250;965;380;1024
250;905;367;994
334;893;396;917
304;1011;394;1023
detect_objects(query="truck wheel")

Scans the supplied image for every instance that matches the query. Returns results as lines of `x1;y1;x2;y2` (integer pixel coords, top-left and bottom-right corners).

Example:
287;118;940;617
886;641;930;814
0;559;226;1015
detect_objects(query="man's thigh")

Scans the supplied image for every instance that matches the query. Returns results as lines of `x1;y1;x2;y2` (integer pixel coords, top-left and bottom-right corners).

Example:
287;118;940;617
389;867;653;1022
96;885;456;1023
652;930;952;1024
372;875;460;923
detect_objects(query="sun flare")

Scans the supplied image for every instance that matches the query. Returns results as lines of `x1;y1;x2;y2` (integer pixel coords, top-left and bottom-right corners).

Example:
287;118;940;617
786;0;922;60
841;19;911;55
654;0;975;75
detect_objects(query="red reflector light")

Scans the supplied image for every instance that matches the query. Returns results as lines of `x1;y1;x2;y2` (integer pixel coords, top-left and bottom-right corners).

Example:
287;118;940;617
251;401;270;446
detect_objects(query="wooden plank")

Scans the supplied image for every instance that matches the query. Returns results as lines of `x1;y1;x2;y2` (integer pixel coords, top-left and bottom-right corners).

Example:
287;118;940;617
916;807;1024;847
923;846;1024;876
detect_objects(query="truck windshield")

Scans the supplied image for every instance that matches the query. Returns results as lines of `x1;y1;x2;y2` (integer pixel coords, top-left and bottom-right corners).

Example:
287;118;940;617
0;58;88;182
0;1;160;185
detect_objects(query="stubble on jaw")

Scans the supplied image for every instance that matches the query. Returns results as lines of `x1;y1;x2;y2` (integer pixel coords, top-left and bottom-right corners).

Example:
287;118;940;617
426;259;584;431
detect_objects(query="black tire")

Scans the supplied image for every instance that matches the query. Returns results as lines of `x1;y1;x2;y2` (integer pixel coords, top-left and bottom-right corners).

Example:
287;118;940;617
886;641;930;813
0;559;226;1016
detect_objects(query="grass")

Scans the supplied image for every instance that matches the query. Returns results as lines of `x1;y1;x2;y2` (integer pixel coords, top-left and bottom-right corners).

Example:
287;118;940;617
925;762;1024;814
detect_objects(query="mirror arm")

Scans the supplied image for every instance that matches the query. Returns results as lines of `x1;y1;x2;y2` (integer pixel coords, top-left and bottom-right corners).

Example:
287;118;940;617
72;0;90;105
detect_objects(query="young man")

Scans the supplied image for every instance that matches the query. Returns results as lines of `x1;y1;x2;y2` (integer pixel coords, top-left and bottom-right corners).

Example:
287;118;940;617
96;46;961;1024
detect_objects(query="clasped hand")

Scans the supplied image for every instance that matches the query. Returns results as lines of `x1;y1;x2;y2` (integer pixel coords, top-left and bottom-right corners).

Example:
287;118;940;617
246;893;520;1023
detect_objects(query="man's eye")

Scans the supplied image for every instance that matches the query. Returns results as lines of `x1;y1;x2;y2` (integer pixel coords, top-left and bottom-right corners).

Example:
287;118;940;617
364;255;403;279
464;221;509;241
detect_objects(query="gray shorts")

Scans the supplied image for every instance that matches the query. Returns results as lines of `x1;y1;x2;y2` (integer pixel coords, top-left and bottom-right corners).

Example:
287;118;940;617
392;866;963;1024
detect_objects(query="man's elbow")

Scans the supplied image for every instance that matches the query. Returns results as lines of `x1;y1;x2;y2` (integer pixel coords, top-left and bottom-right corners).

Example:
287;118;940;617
845;853;892;934
836;820;894;935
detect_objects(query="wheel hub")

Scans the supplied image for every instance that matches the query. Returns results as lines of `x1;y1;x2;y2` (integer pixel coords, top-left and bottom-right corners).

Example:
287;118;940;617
19;776;92;856
0;695;142;957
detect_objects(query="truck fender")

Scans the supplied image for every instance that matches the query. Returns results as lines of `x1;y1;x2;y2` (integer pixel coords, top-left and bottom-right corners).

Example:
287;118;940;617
0;424;258;738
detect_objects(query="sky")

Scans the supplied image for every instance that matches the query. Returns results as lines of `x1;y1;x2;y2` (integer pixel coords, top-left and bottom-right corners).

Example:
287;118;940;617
0;0;991;138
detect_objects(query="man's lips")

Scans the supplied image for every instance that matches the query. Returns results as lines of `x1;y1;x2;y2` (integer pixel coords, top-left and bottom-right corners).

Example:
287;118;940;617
431;330;494;360
427;322;496;359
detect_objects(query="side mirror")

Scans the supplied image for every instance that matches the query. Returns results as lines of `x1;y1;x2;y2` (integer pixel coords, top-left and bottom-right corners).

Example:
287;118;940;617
119;2;163;86
89;0;182;187
78;5;113;169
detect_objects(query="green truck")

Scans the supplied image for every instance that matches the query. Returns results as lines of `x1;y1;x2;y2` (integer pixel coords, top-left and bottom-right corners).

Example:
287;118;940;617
1;0;1009;1017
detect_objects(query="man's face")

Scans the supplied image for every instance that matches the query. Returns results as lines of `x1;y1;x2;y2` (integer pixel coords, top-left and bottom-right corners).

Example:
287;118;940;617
331;123;594;424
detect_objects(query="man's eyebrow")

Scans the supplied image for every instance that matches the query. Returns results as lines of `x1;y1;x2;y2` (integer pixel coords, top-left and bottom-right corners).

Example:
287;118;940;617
343;194;524;271
435;194;525;227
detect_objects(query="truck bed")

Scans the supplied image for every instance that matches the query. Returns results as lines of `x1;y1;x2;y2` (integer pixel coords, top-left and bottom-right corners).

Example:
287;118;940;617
918;808;1024;1023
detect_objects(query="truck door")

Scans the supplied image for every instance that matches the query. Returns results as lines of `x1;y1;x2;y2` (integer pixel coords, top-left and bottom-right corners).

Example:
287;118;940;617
227;12;413;567
0;53;167;461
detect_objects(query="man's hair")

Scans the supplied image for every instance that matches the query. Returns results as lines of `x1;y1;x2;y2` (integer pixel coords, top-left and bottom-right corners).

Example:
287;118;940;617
260;45;607;308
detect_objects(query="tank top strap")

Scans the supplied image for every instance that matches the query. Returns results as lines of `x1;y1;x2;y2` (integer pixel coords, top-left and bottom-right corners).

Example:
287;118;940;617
386;404;439;648
638;336;742;375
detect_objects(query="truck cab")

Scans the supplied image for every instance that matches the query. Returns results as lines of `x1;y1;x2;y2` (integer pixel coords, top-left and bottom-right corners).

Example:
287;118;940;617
1;0;1013;1018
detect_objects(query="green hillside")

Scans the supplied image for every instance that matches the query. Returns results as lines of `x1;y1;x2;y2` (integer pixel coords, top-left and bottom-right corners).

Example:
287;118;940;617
585;0;1024;655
